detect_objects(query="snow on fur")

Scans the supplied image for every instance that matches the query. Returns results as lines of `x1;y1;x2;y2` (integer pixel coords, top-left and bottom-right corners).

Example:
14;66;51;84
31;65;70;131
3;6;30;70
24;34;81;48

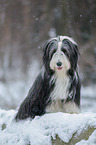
0;109;96;145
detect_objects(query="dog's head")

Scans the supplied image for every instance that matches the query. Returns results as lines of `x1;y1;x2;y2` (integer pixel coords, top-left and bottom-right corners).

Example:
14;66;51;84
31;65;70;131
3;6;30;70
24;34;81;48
43;36;79;76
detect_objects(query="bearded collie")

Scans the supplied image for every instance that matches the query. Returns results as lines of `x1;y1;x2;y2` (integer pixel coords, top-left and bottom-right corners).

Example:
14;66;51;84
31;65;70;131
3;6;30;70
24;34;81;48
15;36;81;120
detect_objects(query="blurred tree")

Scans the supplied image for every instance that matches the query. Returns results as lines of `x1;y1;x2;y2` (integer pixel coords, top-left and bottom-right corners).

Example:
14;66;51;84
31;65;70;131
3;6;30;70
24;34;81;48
67;0;96;84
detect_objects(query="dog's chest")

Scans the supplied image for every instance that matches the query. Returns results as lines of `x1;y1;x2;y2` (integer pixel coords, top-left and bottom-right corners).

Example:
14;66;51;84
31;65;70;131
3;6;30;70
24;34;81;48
50;75;69;101
45;75;71;113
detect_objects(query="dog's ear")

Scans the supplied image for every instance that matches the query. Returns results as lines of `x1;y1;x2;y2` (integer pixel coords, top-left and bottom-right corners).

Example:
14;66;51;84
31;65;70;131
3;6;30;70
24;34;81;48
43;38;56;60
74;43;80;57
43;39;50;62
43;37;58;61
43;38;57;75
43;39;53;75
72;43;80;70
63;38;80;70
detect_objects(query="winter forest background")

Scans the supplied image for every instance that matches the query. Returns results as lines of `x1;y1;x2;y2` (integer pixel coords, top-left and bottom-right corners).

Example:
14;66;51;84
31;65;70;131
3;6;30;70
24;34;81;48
0;0;96;112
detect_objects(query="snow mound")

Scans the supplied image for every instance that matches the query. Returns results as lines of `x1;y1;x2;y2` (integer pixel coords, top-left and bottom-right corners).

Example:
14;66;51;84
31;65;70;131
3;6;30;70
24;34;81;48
0;109;96;145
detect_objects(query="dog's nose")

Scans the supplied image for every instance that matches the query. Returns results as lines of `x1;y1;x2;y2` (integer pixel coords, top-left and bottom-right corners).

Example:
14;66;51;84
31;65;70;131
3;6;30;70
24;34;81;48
57;61;62;67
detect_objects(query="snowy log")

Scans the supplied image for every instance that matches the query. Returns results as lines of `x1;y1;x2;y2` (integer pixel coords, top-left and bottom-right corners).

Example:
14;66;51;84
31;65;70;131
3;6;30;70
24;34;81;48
0;109;96;145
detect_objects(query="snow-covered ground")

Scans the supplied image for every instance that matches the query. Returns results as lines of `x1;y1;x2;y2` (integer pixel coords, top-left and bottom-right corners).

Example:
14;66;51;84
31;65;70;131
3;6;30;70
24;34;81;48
0;110;96;145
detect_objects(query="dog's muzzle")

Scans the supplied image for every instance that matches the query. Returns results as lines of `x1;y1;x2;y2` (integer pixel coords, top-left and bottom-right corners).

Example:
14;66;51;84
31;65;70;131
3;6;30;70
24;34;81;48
56;61;63;70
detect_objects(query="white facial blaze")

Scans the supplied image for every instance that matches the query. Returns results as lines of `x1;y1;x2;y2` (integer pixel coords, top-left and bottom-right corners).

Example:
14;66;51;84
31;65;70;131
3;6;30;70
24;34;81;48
58;41;62;53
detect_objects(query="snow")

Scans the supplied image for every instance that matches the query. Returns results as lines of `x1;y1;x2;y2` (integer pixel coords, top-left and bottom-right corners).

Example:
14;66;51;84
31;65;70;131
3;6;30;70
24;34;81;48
81;85;96;98
48;28;56;38
76;130;96;145
81;85;96;113
80;14;83;17
0;109;96;145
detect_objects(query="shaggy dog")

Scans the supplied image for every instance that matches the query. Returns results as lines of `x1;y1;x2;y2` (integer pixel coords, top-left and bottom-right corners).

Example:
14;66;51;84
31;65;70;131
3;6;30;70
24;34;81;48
15;36;81;120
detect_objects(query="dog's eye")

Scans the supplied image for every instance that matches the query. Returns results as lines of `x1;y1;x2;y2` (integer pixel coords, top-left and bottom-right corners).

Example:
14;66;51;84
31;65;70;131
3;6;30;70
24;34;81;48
50;49;57;59
61;48;68;57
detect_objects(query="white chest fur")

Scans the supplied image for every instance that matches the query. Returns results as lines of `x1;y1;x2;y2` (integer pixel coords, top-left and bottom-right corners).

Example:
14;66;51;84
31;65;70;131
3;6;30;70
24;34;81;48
50;73;69;101
46;73;79;114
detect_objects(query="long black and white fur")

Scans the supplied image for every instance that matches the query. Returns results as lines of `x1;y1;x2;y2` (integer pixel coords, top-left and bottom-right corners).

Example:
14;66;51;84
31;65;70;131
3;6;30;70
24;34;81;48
15;36;81;120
